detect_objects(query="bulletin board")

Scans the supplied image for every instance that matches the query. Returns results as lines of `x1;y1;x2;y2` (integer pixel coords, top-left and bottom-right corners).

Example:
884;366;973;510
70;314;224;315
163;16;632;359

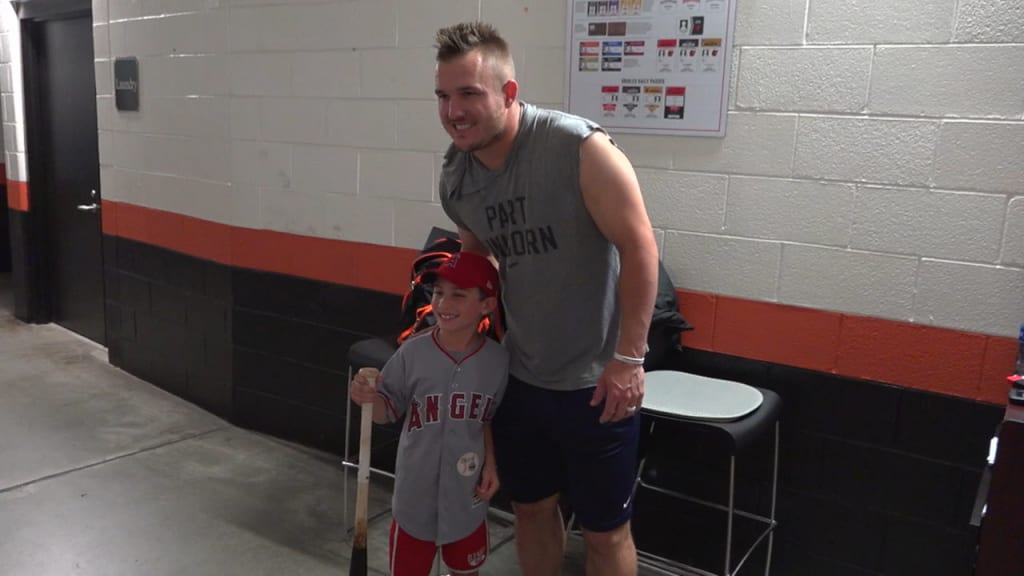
565;0;737;137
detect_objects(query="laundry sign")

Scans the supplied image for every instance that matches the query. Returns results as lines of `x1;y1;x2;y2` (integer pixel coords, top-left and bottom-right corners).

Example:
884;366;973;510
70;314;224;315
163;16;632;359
566;0;737;137
114;57;139;111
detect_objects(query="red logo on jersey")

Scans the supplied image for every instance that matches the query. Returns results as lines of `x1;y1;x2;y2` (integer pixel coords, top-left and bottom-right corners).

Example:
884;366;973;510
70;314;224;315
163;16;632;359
406;393;495;432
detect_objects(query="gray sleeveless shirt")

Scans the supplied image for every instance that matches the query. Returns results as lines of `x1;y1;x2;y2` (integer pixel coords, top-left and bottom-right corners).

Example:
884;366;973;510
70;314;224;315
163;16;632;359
440;103;620;391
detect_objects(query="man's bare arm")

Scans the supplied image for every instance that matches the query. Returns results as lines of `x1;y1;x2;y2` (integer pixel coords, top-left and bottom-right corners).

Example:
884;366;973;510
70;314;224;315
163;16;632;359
580;131;659;360
580;131;659;422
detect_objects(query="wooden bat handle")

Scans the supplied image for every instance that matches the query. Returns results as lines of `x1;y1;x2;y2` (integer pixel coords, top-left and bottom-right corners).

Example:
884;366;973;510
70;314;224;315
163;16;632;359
349;367;378;575
354;376;375;533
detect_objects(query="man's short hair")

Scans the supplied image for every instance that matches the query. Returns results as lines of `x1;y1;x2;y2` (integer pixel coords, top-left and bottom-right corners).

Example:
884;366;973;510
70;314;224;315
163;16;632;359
435;22;515;82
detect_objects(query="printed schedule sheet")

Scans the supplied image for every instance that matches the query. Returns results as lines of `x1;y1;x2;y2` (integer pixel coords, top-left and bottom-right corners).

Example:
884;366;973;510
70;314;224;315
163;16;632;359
565;0;736;137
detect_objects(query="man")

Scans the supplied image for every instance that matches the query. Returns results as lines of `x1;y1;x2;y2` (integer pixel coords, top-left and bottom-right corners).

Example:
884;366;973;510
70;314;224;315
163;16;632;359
434;22;659;576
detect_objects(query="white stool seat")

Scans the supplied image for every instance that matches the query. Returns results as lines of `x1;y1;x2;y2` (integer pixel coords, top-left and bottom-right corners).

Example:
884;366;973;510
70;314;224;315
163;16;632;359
645;370;763;422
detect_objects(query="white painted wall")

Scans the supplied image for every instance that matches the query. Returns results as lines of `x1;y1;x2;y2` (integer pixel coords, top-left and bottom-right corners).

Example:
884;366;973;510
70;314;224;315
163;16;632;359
85;0;1024;337
0;4;26;182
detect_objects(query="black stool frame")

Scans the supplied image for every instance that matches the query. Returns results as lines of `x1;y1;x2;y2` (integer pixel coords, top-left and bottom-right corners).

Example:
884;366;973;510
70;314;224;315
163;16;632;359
634;416;779;576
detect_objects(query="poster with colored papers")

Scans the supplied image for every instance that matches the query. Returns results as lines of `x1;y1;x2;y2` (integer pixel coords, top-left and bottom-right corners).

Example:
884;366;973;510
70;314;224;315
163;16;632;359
565;0;736;137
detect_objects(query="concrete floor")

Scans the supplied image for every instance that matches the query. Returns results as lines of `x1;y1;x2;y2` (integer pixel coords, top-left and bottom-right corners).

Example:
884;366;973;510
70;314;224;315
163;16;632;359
0;273;618;576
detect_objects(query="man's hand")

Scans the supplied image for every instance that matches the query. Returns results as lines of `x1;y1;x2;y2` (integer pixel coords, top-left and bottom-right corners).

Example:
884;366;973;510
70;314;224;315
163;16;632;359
476;464;500;500
591;359;645;423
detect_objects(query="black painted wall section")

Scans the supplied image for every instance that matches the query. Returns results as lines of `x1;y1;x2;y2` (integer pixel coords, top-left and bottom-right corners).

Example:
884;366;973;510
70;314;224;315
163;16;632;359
104;236;233;419
658;349;1003;576
8;209;41;321
103;235;1004;576
1;193;11;273
104;235;403;467
231;265;403;462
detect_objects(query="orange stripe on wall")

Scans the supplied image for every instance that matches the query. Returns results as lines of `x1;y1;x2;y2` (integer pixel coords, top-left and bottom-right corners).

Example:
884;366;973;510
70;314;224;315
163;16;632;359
715;297;842;373
679;288;1015;405
0;163;7;185
7;181;29;211
100;200;1015;404
103;200;414;295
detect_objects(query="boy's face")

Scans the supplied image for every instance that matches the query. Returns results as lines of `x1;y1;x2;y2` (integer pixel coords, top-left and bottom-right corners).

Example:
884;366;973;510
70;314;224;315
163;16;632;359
431;277;496;335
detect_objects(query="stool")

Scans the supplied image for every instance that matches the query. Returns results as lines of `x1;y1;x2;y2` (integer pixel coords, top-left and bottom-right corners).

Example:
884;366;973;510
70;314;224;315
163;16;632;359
636;370;781;576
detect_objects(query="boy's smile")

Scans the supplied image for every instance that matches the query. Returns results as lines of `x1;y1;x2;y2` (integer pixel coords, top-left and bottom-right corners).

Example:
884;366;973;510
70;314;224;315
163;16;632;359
431;277;496;351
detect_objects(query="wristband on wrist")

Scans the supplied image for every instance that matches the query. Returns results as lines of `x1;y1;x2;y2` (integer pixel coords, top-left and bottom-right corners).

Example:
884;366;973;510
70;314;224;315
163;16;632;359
612;351;645;365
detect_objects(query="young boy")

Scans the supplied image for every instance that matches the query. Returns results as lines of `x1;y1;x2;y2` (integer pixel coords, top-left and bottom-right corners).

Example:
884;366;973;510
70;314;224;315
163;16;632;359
350;251;508;576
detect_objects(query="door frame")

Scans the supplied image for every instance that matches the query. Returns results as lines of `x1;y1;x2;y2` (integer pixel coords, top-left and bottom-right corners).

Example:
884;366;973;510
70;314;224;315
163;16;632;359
18;0;98;324
15;0;90;21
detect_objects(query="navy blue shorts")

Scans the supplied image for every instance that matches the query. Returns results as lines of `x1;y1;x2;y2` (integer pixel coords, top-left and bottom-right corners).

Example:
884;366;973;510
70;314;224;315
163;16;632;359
492;374;640;533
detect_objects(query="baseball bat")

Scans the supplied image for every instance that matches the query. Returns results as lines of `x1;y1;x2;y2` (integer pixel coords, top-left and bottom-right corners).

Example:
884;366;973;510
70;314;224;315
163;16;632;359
349;367;379;576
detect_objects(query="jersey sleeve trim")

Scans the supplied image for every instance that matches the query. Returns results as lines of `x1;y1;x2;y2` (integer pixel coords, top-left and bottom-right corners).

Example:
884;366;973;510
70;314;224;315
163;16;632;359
378;391;401;422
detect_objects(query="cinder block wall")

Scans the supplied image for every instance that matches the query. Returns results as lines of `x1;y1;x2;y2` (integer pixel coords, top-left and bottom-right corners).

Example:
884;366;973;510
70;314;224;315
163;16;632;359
1;5;30;301
0;4;22;183
87;0;1023;341
0;7;10;272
